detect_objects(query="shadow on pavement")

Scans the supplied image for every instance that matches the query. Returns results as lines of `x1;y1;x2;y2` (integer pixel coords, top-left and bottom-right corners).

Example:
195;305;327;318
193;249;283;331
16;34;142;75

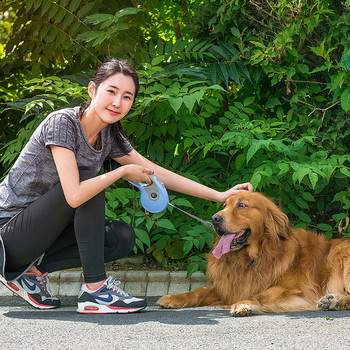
1;296;350;326
2;309;228;326
0;296;228;325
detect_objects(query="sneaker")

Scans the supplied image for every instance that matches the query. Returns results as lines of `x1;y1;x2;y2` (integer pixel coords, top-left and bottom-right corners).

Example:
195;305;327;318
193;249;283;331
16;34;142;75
0;272;60;309
77;276;147;314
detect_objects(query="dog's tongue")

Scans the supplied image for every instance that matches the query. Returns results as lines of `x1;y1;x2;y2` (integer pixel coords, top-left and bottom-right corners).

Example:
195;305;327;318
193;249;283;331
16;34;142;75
212;234;235;259
212;230;246;259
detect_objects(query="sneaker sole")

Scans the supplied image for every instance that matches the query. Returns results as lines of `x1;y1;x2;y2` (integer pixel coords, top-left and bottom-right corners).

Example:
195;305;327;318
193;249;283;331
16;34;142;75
0;275;60;309
77;301;147;314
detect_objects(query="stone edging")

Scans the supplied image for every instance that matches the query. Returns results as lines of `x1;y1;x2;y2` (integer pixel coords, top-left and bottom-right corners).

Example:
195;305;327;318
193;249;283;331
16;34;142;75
0;270;210;298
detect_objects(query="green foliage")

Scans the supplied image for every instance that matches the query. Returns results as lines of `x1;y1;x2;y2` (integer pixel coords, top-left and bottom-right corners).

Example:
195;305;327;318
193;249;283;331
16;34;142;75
0;74;90;174
76;7;142;57
105;183;216;276
1;0;206;74
0;8;15;58
1;0;350;277
203;0;350;239
2;0;144;74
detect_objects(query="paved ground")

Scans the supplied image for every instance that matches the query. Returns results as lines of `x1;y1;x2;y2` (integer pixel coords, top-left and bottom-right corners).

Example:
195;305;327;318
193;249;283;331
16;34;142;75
0;296;350;350
1;266;350;349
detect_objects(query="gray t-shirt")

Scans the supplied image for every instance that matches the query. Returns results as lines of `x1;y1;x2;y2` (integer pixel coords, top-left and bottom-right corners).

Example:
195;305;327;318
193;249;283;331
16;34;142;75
0;106;133;219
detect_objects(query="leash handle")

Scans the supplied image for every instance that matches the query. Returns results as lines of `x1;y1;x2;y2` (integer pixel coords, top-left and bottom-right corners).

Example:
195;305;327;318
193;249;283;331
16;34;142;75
168;202;213;228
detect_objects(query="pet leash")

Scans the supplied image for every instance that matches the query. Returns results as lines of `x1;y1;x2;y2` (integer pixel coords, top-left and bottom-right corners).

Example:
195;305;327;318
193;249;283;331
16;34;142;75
128;175;213;228
168;202;213;228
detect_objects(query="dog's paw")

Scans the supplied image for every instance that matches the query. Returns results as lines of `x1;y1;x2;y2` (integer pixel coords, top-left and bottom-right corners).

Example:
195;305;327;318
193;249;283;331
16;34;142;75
157;295;185;309
157;295;176;308
230;303;254;317
317;294;340;311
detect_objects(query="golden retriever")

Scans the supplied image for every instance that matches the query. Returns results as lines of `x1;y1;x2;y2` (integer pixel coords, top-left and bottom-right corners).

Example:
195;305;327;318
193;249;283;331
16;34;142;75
157;192;350;316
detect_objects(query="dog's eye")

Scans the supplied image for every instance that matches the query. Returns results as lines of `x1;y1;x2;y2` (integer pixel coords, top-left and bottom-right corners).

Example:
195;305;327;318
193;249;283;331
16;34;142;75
223;203;227;208
237;202;246;208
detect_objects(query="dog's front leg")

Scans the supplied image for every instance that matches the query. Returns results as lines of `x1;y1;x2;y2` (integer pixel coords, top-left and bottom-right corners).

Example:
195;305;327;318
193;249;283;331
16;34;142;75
157;286;223;309
230;286;316;316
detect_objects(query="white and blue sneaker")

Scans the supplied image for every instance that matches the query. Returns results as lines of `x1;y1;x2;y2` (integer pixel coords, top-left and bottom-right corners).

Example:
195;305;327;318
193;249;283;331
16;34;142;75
77;276;147;314
0;272;60;309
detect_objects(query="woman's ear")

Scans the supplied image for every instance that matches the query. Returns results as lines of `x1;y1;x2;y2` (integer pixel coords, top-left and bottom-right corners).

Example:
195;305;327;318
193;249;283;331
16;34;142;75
88;81;95;99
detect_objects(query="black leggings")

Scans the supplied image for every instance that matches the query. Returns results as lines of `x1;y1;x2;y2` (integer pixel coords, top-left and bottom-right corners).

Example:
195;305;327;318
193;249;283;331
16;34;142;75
0;178;135;283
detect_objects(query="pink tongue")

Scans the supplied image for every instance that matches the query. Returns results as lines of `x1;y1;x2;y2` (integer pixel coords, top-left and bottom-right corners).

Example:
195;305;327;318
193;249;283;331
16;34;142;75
212;230;246;259
212;234;235;259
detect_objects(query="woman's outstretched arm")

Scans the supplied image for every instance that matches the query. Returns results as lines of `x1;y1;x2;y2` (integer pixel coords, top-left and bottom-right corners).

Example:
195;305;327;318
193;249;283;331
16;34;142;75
114;149;253;203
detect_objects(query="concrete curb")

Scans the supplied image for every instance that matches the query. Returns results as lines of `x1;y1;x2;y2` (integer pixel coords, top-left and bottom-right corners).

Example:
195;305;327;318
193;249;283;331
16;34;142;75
0;270;210;298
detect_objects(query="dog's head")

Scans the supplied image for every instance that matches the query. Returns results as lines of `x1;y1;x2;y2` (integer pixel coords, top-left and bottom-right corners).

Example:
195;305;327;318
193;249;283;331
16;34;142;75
211;192;290;259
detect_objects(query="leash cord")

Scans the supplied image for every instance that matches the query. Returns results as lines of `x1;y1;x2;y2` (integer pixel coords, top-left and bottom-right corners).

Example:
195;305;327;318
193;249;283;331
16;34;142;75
168;202;213;228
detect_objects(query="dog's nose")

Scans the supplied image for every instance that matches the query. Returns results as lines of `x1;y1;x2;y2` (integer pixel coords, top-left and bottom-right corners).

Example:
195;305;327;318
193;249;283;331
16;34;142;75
211;214;223;225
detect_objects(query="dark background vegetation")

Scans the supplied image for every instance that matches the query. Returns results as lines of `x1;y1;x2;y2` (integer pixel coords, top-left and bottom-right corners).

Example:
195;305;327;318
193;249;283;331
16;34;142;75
0;0;349;275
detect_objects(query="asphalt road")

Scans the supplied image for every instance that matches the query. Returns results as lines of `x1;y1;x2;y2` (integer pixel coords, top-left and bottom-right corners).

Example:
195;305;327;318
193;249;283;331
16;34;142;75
0;296;350;350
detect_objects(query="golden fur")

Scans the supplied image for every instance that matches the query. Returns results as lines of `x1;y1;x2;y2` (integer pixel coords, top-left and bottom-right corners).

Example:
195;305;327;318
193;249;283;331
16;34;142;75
157;192;350;316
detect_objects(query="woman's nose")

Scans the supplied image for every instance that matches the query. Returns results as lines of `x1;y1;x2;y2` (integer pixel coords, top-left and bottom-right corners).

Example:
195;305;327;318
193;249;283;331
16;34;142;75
112;96;121;107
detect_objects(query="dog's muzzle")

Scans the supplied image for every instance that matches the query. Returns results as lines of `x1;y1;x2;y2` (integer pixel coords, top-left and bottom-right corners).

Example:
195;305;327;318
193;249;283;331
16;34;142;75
211;214;251;259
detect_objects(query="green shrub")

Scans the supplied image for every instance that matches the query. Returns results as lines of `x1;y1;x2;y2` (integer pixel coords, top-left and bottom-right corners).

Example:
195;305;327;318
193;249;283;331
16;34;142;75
1;0;349;276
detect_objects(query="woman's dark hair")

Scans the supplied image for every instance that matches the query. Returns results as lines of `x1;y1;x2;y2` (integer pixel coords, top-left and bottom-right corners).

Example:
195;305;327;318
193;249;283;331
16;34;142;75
90;58;139;98
80;58;139;155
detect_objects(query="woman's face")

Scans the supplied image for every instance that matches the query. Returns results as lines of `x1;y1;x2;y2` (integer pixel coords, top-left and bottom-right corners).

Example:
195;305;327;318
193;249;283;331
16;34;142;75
88;73;136;126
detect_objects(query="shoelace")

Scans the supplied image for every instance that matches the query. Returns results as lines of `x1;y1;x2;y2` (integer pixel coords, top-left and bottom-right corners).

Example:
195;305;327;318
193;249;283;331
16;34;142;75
36;274;50;296
105;277;130;297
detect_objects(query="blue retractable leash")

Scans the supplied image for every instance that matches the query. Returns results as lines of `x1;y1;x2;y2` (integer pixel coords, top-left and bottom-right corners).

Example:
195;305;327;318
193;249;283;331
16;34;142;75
127;175;212;227
127;175;168;214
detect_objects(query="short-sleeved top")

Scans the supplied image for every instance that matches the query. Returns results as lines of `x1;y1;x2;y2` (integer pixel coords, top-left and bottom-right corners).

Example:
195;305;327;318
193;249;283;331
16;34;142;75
0;106;133;219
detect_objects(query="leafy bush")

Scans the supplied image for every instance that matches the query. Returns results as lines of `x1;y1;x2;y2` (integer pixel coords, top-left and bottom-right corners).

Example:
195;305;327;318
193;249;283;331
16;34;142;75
1;0;349;276
0;74;90;174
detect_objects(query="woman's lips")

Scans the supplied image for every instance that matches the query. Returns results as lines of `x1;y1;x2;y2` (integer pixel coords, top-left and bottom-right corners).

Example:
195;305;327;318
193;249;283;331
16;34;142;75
107;109;119;115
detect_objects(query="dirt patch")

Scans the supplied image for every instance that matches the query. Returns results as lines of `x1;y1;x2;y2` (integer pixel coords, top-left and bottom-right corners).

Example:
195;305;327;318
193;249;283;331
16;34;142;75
63;255;186;272
105;259;162;271
105;255;186;272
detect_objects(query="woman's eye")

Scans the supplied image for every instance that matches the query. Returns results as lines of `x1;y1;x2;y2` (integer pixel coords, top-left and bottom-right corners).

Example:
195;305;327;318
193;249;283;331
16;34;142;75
237;202;246;208
107;90;115;94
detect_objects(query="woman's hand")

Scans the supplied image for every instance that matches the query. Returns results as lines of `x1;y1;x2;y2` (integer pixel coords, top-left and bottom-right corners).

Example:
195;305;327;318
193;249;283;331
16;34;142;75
122;164;154;184
218;182;253;203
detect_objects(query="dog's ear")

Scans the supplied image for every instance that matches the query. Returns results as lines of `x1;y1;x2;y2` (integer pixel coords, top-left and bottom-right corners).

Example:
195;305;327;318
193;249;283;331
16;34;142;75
264;200;290;240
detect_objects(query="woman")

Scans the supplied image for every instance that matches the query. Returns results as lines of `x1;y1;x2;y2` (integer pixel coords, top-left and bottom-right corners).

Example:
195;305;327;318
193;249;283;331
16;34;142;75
0;59;252;314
